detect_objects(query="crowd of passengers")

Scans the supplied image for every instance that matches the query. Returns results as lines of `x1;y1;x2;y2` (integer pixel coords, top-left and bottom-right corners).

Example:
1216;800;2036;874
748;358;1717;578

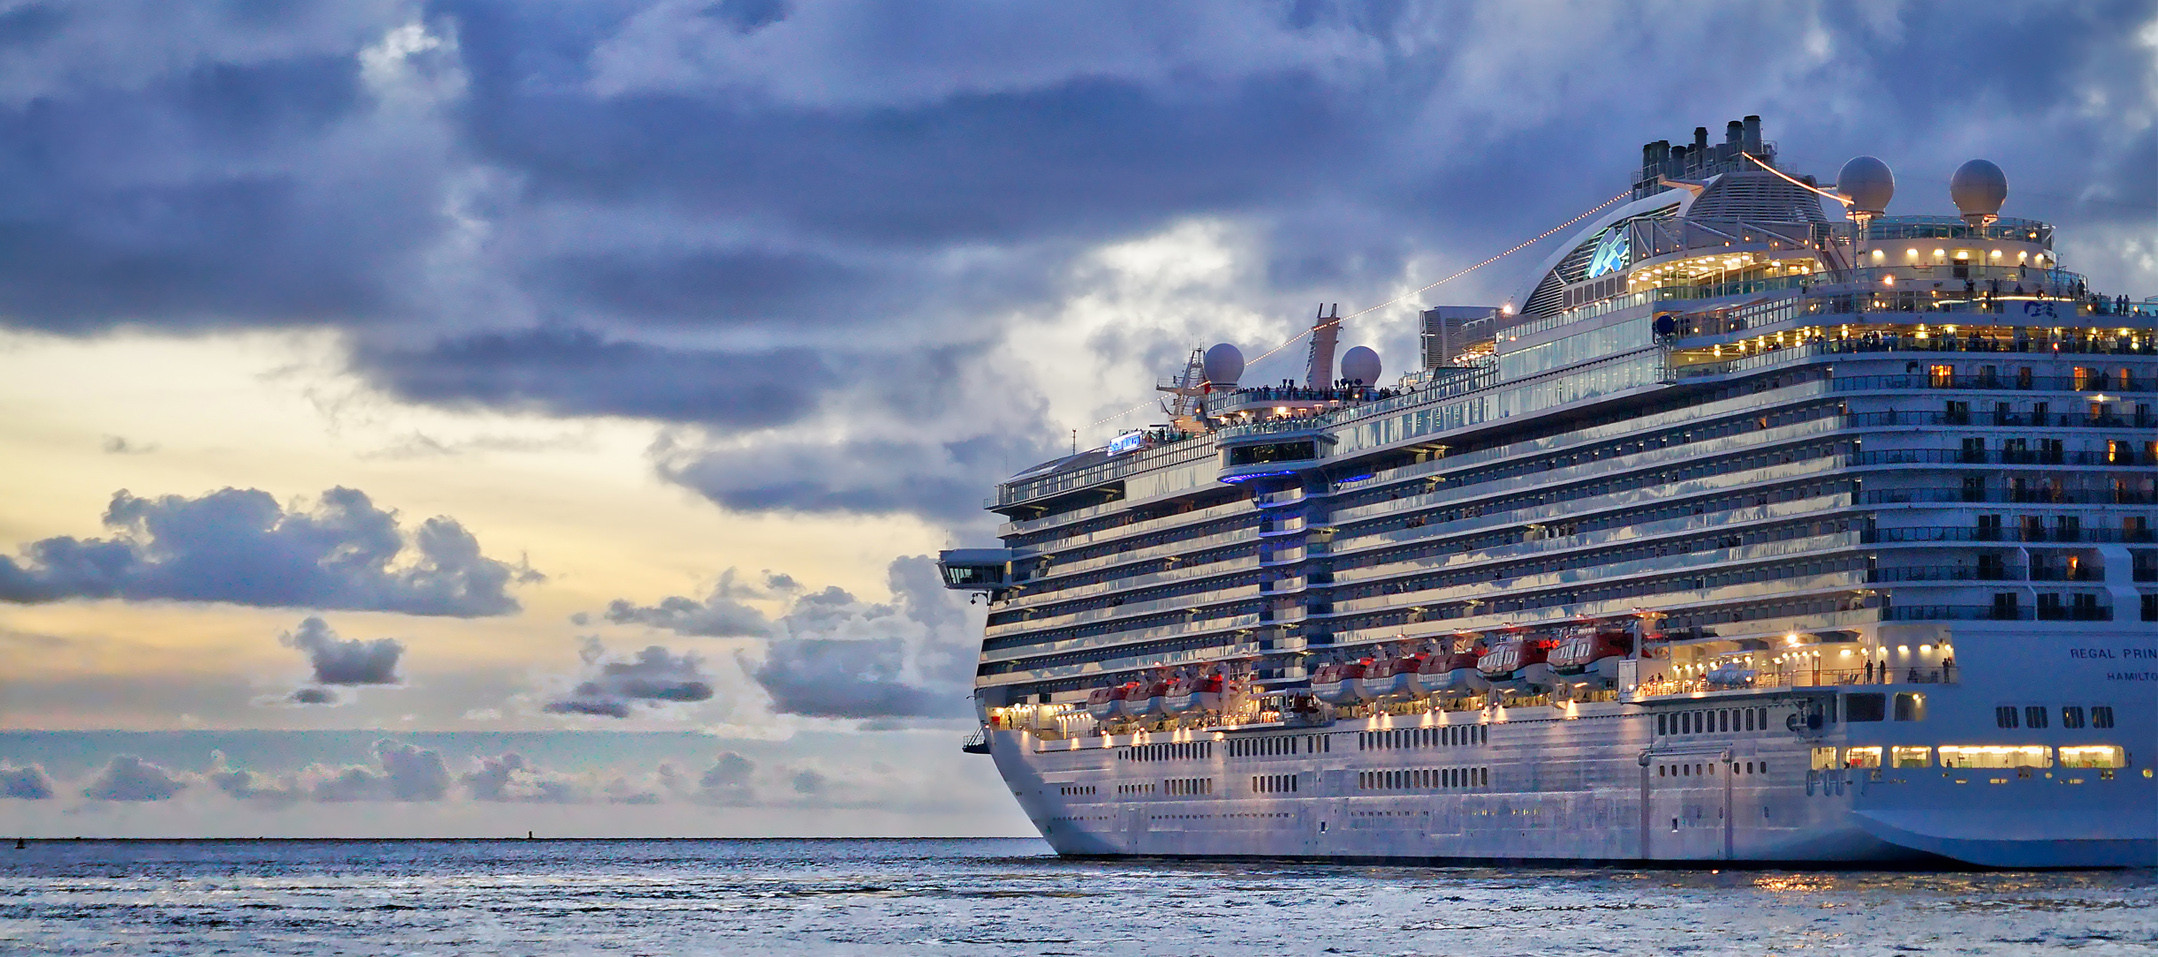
1236;380;1401;403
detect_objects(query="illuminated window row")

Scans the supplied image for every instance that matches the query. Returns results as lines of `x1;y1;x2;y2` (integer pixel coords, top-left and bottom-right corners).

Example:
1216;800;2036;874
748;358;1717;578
1816;744;2129;770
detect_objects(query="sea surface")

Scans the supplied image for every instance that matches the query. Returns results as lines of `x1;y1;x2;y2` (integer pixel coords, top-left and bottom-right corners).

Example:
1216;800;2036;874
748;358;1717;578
2;838;2154;956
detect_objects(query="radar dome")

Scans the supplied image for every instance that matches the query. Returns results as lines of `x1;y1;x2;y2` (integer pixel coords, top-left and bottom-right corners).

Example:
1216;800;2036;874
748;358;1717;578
1837;156;1894;216
1339;346;1382;387
1950;159;2007;225
1201;343;1245;388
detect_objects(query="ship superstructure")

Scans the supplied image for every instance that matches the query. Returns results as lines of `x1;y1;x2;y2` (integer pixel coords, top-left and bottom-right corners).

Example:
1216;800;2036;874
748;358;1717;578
941;118;2158;866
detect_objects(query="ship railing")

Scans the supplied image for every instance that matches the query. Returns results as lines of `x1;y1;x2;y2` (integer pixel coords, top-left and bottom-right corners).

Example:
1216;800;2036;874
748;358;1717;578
1632;666;1957;698
1845;410;2158;432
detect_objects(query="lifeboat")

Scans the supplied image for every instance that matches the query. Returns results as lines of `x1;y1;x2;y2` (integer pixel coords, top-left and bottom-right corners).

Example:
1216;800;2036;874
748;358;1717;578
1357;652;1426;700
1086;681;1141;721
1478;637;1555;696
1135;675;1175;717
1550;629;1633;687
1309;660;1366;705
1166;672;1227;714
1413;649;1490;695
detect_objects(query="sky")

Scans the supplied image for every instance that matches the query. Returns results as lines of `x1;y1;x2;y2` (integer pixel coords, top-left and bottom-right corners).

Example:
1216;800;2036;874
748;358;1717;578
1;0;2154;838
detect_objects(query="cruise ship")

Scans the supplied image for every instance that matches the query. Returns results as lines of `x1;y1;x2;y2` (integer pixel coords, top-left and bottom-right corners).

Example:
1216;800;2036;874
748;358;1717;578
939;117;2158;867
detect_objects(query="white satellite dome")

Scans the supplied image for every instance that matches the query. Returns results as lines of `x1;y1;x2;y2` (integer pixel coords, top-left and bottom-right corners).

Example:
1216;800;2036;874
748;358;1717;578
1202;342;1245;388
1837;156;1894;216
1950;159;2007;225
1339;346;1382;387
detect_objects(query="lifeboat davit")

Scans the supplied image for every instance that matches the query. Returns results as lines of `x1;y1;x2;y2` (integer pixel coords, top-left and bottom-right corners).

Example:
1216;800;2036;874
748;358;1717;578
1357;652;1426;700
1550;629;1633;687
1413;649;1490;695
1309;660;1366;706
1478;638;1555;696
1166;672;1226;714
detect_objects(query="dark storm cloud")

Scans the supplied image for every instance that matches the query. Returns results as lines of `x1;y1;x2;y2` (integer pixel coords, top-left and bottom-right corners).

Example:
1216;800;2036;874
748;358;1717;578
1;2;2153;522
0;486;535;615
543;640;716;718
81;754;186;801
287;686;340;706
654;430;1059;525
355;326;829;428
281;616;404;685
1;762;56;799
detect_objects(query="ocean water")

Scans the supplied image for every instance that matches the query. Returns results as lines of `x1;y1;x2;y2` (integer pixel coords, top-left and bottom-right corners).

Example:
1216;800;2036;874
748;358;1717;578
2;838;2154;956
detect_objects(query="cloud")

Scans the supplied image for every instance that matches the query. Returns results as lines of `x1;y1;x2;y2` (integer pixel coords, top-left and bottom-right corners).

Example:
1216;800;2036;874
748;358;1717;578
461;751;659;804
607;555;980;720
543;641;716;718
0;2;2153;535
1;763;56;800
0;486;536;615
600;568;785;637
287;687;341;706
680;752;757;805
354;326;831;429
81;755;187;801
281;616;404;685
304;740;452;802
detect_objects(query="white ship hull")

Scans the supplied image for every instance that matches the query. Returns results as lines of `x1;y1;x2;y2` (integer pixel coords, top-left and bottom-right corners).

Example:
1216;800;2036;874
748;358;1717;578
994;627;2158;867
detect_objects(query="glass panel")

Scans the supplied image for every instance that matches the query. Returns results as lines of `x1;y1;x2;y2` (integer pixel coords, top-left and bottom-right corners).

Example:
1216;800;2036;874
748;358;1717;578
1811;746;1839;770
1844;747;1883;769
1938;745;2053;769
1892;746;1931;768
2059;746;2126;769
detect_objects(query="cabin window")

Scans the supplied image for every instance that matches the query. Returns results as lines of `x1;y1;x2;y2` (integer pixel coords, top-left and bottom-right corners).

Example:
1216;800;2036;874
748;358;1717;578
1892;747;1931;769
1846;693;1887;723
2024;706;2049;729
2093;706;2115;729
1995;706;2019;729
1893;693;1927;722
2062;706;2086;729
1743;709;1754;732
1844;747;1883;769
1657;715;1667;735
2059;746;2126;769
1940;745;2052;769
1811;747;1839;770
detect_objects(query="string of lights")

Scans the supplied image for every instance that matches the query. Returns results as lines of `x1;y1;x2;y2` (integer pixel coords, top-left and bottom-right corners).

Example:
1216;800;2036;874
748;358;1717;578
1741;151;1851;207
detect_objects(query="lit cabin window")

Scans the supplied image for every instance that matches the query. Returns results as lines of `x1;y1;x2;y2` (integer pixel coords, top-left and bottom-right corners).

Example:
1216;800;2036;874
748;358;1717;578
1892;746;1931;769
2059;746;2126;769
1938;745;2052;769
1843;747;1883;769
